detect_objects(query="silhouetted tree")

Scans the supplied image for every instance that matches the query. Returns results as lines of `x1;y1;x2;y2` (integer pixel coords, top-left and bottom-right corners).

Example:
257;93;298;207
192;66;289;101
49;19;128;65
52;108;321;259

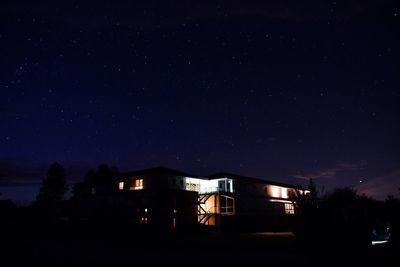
292;178;319;214
294;184;381;251
95;164;118;187
385;194;400;245
292;178;320;247
307;179;318;204
72;164;119;199
70;164;119;221
319;188;373;250
33;163;67;219
36;163;67;204
72;169;96;199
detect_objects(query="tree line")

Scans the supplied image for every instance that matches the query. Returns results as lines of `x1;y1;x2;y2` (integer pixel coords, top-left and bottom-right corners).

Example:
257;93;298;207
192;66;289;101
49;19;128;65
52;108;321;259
2;162;400;249
31;162;119;216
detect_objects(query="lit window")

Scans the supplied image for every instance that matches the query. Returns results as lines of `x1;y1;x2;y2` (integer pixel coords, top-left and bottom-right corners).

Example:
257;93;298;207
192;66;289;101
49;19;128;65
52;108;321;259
91;187;96;195
227;180;232;193
268;186;290;199
131;178;143;190
118;182;124;190
284;203;295;214
220;195;235;215
281;188;288;199
186;182;198;192
270;186;280;198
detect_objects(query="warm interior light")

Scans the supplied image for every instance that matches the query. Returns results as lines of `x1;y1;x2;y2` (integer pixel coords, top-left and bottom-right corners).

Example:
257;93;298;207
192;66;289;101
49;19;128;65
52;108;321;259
133;178;143;190
270;186;280;198
281;187;288;199
220;195;235;215
268;186;290;199
284;203;295;214
172;217;176;229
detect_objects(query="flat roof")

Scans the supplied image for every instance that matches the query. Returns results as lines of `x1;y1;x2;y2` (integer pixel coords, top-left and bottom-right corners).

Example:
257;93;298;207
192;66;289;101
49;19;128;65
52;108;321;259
208;172;302;189
121;166;301;189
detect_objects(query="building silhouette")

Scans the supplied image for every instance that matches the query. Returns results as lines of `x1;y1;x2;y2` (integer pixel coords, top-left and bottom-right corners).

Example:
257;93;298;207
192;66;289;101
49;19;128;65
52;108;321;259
76;166;306;231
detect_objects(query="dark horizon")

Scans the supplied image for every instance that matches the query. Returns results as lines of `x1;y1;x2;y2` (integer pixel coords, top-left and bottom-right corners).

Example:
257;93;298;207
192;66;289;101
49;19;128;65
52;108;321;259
0;161;397;203
1;0;400;202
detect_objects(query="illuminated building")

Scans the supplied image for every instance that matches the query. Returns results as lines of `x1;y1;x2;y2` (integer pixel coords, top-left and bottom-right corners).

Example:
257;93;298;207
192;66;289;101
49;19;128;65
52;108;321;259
82;166;306;231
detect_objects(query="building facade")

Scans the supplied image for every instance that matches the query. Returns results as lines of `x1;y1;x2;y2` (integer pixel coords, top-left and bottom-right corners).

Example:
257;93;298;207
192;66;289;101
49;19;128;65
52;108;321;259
79;166;306;231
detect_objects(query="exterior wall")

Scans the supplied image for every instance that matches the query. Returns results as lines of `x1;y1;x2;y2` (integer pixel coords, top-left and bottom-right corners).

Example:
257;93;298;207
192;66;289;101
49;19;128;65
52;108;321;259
79;168;302;232
226;179;298;231
73;188;198;230
168;176;187;190
234;180;266;196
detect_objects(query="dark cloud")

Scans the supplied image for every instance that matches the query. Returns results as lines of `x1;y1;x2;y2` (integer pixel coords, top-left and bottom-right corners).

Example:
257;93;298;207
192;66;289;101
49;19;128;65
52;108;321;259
295;161;366;180
0;159;103;203
0;159;46;186
0;159;88;186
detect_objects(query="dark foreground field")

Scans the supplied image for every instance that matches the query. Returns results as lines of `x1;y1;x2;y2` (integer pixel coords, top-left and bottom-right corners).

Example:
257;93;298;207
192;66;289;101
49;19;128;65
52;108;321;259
2;222;397;267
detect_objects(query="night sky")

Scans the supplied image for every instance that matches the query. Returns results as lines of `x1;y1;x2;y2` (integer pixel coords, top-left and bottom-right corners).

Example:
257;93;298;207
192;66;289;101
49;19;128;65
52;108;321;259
1;1;399;202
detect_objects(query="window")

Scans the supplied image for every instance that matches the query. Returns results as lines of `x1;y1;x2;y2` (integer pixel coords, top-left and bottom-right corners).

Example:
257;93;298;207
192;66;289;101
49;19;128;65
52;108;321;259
270;186;280;198
186;182;198;191
220;195;235;215
227;180;232;193
281;187;288;199
118;182;124;190
131;178;143;190
284;203;295;215
91;187;96;195
268;185;289;199
218;180;225;191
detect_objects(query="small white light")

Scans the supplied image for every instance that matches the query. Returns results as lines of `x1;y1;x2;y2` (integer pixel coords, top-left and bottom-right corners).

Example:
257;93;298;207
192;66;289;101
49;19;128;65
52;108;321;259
372;240;388;245
144;208;148;213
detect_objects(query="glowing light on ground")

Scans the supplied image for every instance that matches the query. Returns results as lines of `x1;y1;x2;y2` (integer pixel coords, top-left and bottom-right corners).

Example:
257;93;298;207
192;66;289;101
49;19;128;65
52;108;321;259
371;240;388;245
252;232;295;237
